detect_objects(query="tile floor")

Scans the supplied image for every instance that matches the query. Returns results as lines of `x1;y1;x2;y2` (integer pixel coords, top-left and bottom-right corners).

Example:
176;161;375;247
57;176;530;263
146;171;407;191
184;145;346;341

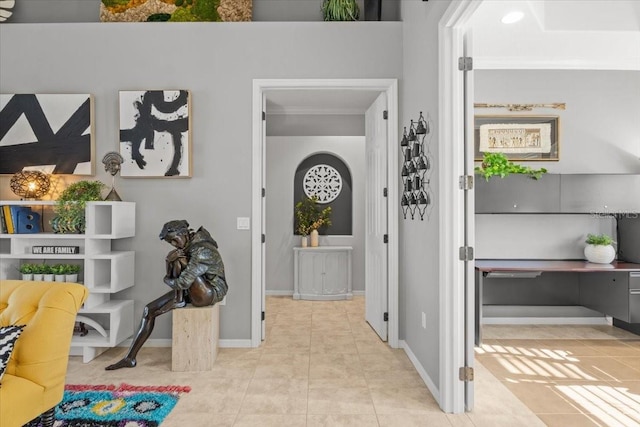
478;324;640;427
65;297;543;426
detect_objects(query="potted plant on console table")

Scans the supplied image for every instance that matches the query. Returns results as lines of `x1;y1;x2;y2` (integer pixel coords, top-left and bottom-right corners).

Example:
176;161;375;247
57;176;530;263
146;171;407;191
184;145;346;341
584;233;616;264
295;196;332;248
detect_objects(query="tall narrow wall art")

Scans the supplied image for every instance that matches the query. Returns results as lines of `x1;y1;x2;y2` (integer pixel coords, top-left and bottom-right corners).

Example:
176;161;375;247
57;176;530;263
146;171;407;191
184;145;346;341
119;90;192;178
0;94;94;175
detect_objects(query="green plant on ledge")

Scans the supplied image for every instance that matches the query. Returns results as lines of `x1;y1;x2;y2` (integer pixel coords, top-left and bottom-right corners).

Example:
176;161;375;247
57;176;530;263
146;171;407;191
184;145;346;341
585;233;614;246
475;152;548;181
322;0;359;21
52;180;105;233
295;196;332;236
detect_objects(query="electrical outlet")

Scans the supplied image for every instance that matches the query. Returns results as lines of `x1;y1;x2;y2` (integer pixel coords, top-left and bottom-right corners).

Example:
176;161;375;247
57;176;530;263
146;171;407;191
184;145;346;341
236;217;250;230
421;312;427;329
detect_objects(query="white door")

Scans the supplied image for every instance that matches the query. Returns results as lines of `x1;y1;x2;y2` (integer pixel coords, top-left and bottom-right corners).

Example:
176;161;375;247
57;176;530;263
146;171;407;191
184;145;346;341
365;92;388;341
261;94;267;340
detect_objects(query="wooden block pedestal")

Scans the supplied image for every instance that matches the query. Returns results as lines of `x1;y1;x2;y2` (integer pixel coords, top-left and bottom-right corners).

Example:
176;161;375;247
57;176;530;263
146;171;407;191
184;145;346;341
172;304;219;371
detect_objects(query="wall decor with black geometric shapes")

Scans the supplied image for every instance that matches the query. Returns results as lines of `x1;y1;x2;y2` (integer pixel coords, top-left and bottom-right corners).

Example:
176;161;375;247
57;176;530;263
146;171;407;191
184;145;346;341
294;153;352;235
401;111;434;220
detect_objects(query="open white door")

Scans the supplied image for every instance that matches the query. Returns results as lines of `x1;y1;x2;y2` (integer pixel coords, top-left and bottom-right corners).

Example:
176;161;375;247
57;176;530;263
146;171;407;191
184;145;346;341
365;92;388;341
261;93;267;340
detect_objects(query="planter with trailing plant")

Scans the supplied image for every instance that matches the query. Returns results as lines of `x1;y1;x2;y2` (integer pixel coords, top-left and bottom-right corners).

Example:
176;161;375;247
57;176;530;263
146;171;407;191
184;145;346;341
52;180;105;233
475;152;547;181
584;233;616;264
322;0;359;21
295;195;332;247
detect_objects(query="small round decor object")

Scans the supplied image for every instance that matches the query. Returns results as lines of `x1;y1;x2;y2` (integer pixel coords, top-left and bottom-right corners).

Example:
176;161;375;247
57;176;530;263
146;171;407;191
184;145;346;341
584;244;615;264
10;170;51;199
303;164;342;204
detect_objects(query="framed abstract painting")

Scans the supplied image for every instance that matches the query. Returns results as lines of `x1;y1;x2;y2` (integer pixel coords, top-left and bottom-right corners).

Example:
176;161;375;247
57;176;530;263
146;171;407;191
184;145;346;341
0;94;95;175
119;90;192;178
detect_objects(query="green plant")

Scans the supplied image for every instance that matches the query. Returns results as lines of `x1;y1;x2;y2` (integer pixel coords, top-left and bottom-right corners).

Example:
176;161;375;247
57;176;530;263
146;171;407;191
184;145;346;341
53;180;105;233
50;264;67;275
322;0;359;21
295;196;332;236
65;264;81;274
475;152;547;181
33;263;51;274
586;233;614;246
18;263;35;274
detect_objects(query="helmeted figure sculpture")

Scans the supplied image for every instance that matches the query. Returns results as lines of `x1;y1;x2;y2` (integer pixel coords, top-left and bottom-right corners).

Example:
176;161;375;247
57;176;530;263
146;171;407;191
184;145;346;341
106;220;227;370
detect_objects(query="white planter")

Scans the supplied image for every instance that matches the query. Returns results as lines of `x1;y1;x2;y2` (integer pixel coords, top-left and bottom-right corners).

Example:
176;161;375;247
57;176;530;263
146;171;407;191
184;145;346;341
584;244;615;264
65;274;79;283
33;274;44;281
43;274;54;282
54;274;66;282
301;236;308;248
21;273;33;281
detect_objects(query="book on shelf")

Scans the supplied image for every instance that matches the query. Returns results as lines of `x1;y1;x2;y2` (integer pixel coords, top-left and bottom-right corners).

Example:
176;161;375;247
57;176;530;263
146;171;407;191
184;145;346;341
2;205;14;234
0;206;7;234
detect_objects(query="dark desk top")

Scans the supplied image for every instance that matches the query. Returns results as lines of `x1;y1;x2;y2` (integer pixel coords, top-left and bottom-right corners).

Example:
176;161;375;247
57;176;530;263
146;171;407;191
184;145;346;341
476;259;640;273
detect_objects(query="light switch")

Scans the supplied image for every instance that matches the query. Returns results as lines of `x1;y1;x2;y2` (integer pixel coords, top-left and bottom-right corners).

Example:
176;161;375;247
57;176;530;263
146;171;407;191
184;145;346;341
237;217;250;230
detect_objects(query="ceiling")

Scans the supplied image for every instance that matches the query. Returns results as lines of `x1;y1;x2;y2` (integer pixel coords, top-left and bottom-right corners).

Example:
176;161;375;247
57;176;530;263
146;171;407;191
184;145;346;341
266;1;640;115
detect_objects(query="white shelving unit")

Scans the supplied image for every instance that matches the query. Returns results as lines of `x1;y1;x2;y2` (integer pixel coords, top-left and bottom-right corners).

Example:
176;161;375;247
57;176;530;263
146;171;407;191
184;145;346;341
0;201;135;363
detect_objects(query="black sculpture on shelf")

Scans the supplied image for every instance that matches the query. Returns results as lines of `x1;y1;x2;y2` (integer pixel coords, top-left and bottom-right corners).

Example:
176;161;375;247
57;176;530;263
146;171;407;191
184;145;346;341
401;111;433;220
102;151;123;201
105;220;227;370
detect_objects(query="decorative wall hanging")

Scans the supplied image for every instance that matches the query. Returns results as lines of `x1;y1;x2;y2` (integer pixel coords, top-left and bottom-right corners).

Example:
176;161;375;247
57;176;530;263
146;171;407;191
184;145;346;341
0;0;15;22
474;103;566;112
100;0;252;22
0;94;95;175
474;115;559;162
119;90;192;178
303;164;343;203
401;111;434;221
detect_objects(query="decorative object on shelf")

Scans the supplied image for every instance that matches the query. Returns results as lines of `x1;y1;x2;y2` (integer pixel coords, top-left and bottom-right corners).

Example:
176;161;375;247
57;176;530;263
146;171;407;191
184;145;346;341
15;208;41;234
301;235;308;248
119;90;191;177
310;229;319;247
52;180;105;234
400;111;434;220
322;0;359;21
294;195;332;240
584;233;616;264
364;0;381;21
475;152;547;181
303;164;343;203
32;245;80;255
474;103;566;112
9;170;51;200
75;316;108;338
0;94;94;175
18;263;34;281
474;115;559;161
102;151;124;201
0;0;16;22
100;0;252;22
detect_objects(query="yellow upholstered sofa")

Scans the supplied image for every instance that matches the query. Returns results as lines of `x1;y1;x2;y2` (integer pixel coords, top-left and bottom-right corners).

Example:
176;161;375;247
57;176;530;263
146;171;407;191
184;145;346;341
0;280;88;427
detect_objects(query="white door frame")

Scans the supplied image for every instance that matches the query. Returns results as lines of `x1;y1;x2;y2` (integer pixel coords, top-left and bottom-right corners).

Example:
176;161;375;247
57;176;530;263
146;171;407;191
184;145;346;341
438;0;483;414
251;78;399;349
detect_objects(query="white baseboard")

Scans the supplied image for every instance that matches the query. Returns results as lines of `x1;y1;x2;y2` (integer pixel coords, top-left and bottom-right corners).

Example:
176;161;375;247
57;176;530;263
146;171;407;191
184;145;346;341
352;290;365;296
399;340;440;405
265;290;294;296
219;339;252;348
483;317;609;325
118;338;253;348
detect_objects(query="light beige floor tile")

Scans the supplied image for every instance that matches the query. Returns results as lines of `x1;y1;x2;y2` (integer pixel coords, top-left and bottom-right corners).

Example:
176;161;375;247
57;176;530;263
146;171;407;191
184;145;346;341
307;387;375;414
502;382;582;414
536;413;603;427
310;332;358;354
365;369;426;388
369;387;440;414
581;340;640;357
234;414;307;426
377;412;453;426
356;338;393;355
358;351;415;371
307;414;380;426
253;353;310;379
613;356;640;371
262;333;311;354
446;414;475;427
176;378;249;414
162;412;237;427
466;414;546;427
309;353;367;388
578;356;640;382
239;378;308;414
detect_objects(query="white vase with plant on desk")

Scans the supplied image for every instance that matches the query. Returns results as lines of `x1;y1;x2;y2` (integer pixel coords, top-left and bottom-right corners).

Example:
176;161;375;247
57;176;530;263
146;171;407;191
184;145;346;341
584;233;616;264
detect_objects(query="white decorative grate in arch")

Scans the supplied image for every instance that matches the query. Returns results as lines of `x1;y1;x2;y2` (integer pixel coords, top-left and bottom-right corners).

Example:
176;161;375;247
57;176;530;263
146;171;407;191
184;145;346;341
303;164;342;204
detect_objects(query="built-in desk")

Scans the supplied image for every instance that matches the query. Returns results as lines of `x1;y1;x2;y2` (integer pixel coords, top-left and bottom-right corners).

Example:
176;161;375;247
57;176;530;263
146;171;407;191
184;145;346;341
475;260;640;344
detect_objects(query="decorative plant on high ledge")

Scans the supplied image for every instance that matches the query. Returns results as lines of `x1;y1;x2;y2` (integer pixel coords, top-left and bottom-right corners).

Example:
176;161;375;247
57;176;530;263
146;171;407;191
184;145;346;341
52;180;105;233
295;195;332;236
322;0;359;21
475;152;548;181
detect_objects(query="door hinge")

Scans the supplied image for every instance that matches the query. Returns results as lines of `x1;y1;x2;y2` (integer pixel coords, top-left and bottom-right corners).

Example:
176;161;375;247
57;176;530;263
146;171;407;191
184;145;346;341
459;246;474;261
262;234;266;243
384;234;388;244
458;57;473;71
383;187;388;197
383;110;388;120
262;188;266;197
262;111;266;120
459;175;474;190
459;366;474;382
261;311;265;321
384;312;389;322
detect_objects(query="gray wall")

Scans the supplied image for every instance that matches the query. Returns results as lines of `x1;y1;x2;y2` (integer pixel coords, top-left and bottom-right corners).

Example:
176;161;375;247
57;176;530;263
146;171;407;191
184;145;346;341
266;114;364;136
265;136;366;294
399;0;451;390
0;22;403;342
7;0;400;22
475;70;640;174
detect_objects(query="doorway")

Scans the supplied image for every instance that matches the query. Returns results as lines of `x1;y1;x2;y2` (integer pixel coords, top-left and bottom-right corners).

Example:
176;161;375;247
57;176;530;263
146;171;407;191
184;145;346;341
251;79;399;349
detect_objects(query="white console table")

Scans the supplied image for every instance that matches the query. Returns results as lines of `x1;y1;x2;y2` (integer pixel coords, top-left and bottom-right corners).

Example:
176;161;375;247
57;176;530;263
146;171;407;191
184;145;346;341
293;246;353;300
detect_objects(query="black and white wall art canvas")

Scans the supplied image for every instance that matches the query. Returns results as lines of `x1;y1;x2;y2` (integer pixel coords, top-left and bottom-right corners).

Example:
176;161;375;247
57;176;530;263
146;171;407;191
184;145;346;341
0;94;94;175
119;90;192;178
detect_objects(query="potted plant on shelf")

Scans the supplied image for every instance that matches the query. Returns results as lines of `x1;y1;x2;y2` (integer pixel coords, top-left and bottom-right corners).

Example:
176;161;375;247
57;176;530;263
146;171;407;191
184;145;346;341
32;263;48;281
295;195;332;247
52;180;105;234
322;0;359;21
475;152;547;181
42;264;54;282
65;264;81;283
51;264;68;282
584;233;616;264
18;263;34;280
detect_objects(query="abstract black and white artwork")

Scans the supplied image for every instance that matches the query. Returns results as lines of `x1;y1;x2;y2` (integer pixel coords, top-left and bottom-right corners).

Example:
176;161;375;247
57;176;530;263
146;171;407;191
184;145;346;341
0;94;94;175
119;90;191;178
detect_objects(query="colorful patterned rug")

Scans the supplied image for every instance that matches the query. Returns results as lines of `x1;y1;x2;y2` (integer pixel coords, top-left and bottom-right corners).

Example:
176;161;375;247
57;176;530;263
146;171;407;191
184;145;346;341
25;383;191;427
